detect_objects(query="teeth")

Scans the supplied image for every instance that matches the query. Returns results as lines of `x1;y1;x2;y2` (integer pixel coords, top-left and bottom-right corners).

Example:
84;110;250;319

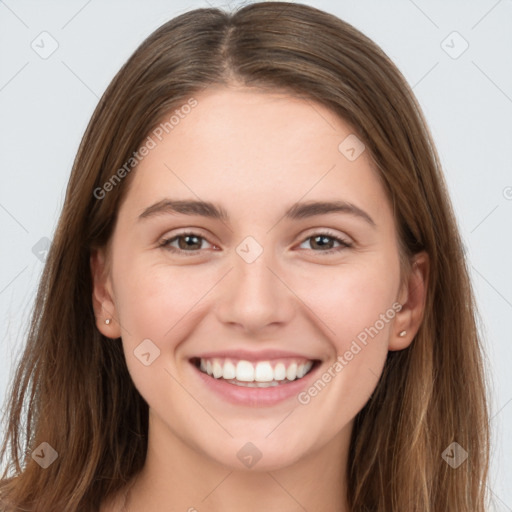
274;363;286;381
229;380;280;388
286;362;297;381
223;361;236;380
212;360;223;379
254;361;273;382
198;357;315;384
236;360;255;382
297;362;310;379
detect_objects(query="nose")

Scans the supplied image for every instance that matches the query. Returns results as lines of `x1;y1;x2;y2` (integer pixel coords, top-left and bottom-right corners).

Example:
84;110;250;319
215;245;297;335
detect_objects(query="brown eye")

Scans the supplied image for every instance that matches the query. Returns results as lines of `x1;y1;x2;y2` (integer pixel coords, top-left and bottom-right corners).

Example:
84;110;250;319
160;232;213;255
299;232;352;254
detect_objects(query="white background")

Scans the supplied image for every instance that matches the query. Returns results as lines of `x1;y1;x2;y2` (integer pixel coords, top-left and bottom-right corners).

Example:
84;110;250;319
0;0;511;509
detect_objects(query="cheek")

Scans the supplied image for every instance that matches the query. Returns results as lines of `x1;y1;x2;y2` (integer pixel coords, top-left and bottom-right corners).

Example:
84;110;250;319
110;259;208;406
303;258;400;346
113;261;208;343
296;257;400;410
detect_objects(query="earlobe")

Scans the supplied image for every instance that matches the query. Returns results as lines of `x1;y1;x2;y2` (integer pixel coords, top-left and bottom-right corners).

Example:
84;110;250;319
389;251;429;351
90;248;122;339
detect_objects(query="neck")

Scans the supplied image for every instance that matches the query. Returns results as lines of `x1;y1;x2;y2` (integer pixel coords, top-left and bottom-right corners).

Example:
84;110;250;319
118;410;352;512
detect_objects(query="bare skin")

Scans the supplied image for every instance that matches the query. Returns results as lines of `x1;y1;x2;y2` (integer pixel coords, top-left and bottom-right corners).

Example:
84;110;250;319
93;86;428;512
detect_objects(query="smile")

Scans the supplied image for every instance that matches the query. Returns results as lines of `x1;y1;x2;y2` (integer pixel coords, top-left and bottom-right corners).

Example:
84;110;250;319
193;357;315;387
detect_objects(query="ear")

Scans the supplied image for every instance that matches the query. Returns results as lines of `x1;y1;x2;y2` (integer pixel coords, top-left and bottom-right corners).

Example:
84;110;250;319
389;251;429;351
90;248;121;339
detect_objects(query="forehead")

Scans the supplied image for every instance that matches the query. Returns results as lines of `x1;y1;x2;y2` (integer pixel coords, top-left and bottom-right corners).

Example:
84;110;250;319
119;87;391;226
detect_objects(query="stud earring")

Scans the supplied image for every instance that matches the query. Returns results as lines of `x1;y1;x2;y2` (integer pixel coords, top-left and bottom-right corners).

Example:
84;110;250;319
105;318;111;325
399;330;406;337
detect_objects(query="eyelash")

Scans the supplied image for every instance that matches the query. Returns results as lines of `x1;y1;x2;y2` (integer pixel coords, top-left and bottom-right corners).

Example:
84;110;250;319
159;230;353;256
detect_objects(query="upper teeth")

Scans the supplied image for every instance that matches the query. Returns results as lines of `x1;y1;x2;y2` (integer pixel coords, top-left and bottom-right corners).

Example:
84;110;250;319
199;358;314;383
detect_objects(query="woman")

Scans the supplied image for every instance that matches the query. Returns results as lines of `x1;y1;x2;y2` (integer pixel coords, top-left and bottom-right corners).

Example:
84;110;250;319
0;2;490;511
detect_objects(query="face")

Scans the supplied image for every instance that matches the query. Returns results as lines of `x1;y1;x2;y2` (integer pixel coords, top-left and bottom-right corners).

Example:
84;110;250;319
92;86;425;472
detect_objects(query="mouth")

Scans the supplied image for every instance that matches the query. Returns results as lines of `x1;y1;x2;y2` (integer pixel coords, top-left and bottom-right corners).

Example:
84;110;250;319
190;356;320;388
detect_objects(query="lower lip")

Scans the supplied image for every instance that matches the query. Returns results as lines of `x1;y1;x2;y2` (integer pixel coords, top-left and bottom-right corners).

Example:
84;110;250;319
191;361;320;406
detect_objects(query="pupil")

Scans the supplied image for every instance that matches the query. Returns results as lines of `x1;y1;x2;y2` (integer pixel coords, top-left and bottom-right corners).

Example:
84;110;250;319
180;235;200;250
314;235;332;249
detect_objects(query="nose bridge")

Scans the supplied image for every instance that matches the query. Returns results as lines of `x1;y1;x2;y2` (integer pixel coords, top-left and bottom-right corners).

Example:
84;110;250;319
215;237;296;331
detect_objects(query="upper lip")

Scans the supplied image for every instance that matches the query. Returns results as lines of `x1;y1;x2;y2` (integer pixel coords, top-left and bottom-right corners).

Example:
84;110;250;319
191;349;319;362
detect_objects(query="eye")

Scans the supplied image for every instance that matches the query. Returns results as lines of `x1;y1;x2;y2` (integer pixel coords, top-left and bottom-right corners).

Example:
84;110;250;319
159;231;216;255
159;230;352;256
298;231;352;254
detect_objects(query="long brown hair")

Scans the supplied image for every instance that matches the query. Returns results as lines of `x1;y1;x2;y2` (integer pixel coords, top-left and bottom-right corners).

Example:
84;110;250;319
0;2;491;510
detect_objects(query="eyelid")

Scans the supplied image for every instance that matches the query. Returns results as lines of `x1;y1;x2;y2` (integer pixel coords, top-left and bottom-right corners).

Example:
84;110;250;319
298;227;353;245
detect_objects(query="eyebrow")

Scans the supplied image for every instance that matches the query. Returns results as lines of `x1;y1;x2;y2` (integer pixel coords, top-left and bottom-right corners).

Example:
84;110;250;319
138;199;376;227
